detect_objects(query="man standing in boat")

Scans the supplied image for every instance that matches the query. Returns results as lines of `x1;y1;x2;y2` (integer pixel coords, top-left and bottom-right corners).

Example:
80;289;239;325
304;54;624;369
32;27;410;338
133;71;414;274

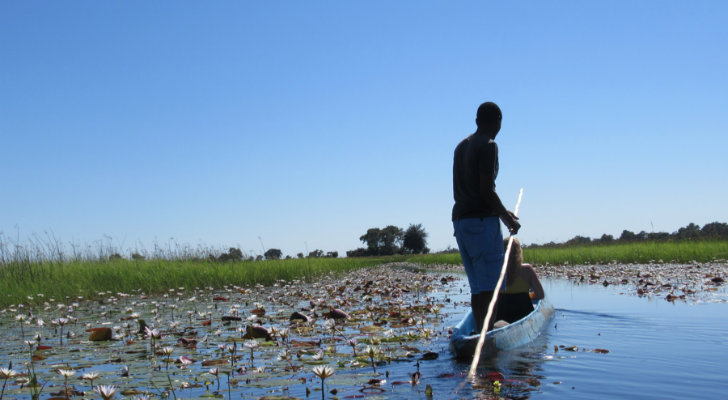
452;101;520;332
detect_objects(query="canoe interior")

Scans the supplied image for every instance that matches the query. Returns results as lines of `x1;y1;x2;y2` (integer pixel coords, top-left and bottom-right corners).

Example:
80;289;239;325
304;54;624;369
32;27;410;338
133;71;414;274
450;297;555;360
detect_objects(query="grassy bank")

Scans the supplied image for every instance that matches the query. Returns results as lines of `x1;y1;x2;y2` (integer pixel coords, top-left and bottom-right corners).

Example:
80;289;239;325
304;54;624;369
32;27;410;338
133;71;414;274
2;240;726;308
0;256;399;308
405;240;728;266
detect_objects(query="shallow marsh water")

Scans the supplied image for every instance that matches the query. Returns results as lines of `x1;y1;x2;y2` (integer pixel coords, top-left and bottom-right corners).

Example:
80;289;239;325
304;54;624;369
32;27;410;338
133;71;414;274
0;265;726;399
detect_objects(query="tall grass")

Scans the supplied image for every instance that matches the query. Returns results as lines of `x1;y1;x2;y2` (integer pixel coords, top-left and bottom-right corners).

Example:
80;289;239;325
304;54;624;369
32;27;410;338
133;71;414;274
0;257;398;308
2;234;726;308
405;240;728;266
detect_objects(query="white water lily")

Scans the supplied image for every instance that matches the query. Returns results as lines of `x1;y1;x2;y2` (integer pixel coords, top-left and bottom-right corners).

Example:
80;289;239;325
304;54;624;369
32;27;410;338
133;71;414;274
312;365;335;400
0;368;18;379
82;372;100;382
94;384;119;400
57;369;76;378
312;365;334;380
144;326;161;339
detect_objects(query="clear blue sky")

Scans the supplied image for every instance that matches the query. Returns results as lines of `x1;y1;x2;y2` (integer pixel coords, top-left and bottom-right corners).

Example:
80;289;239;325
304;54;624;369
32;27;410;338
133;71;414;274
2;1;727;258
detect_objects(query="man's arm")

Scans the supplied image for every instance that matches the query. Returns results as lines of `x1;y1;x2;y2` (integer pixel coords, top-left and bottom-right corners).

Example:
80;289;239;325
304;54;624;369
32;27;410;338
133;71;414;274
479;173;521;234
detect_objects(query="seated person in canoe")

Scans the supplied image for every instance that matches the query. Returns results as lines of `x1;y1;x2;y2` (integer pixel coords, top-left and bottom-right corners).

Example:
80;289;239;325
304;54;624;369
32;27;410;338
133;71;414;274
494;237;544;326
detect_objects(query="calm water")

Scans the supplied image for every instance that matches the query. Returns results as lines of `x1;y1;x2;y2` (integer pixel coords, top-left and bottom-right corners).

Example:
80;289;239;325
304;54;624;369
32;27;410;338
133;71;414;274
431;277;728;399
0;272;726;399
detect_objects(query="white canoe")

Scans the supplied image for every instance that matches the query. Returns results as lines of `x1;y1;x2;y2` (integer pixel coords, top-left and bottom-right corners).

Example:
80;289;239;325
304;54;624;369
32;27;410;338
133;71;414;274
450;297;555;360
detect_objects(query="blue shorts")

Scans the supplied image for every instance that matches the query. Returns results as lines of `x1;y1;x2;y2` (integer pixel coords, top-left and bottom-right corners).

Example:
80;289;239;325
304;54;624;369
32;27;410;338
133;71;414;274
453;217;505;294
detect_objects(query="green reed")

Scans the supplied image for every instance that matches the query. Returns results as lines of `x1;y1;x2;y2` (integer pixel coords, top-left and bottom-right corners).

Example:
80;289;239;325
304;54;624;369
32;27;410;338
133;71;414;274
2;240;725;308
405;240;728;267
0;257;393;308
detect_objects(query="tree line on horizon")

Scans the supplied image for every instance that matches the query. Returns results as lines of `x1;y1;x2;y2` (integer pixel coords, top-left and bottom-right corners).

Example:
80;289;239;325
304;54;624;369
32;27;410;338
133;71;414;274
346;223;429;257
210;224;429;261
527;221;728;248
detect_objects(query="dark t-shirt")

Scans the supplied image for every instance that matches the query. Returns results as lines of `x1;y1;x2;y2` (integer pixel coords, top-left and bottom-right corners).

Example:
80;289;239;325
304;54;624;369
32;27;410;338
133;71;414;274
452;133;499;220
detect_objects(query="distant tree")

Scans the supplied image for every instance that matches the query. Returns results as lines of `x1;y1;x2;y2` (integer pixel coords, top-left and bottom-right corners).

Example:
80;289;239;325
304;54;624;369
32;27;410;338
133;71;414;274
598;234;614;243
402;224;428;254
647;232;670;241
565;235;591;246
255;255;263;261
264;248;282;260
346;248;369;257
297;252;304;259
360;228;382;255
218;247;243;262
701;222;728;238
358;226;403;255
131;252;146;261
379;225;404;255
326;251;338;258
675;223;701;240
308;249;324;258
619;230;638;242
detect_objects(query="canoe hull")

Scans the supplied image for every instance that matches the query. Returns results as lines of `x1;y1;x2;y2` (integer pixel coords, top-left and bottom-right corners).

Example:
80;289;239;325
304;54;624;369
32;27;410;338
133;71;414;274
450;297;555;360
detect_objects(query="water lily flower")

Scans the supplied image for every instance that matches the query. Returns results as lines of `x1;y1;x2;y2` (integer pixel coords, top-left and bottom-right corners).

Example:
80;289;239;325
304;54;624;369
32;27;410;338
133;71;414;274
1;368;18;400
311;365;335;400
206;367;221;391
57;369;75;378
144;326;161;350
94;384;119;400
364;345;379;373
82;372;100;389
178;355;194;368
0;369;18;379
57;369;76;397
245;340;258;367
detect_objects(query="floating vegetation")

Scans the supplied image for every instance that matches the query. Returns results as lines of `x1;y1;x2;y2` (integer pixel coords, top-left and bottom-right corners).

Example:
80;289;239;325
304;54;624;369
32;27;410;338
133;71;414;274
0;266;468;399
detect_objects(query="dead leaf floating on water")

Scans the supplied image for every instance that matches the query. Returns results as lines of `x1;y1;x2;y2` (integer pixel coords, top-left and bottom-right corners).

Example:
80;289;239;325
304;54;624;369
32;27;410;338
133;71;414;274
86;327;113;341
593;348;610;354
324;308;350;320
243;325;273;341
177;337;197;348
486;371;505;381
289;311;310;322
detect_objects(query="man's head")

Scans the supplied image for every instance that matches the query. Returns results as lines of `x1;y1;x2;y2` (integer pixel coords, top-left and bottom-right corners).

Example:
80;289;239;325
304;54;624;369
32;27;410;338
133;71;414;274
475;102;502;138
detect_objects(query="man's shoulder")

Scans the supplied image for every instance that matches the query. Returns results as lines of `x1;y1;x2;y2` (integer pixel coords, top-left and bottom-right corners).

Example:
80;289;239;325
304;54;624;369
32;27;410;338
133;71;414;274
470;134;497;155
